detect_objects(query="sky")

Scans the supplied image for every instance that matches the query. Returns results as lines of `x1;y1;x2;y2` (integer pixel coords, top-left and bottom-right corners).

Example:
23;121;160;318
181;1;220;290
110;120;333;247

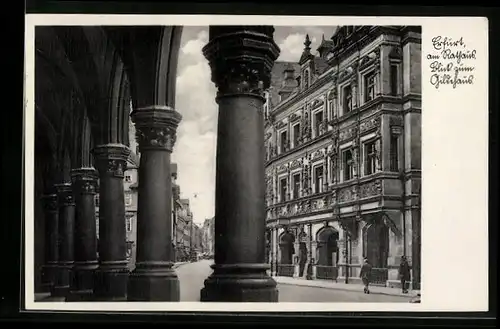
172;26;334;225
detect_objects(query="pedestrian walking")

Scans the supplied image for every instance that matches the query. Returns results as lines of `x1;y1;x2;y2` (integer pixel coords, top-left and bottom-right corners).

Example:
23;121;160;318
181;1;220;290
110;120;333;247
360;257;372;294
399;256;411;293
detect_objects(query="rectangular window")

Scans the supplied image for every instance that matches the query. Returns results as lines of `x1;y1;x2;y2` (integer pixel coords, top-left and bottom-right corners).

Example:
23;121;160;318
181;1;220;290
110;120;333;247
95;195;100;208
390;134;399;171
364;141;377;176
390;63;399;96
365;71;376;102
280;131;288;153
293;173;301;199
343;149;354;181
125;175;132;182
293;124;301;147
314;111;324;137
280;178;287;202
343;85;353;114
314;166;324;194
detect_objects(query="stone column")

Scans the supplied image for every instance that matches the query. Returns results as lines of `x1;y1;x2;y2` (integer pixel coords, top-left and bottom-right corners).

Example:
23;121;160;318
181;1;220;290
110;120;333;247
40;193;59;293
52;183;75;298
200;26;280;302
93;144;131;301
67;168;99;301
128;106;182;301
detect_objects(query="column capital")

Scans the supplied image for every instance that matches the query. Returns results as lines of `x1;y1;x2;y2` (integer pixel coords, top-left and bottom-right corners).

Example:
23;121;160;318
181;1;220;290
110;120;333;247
131;106;182;152
71;167;99;195
54;183;75;206
92;144;131;178
41;194;58;211
203;26;280;98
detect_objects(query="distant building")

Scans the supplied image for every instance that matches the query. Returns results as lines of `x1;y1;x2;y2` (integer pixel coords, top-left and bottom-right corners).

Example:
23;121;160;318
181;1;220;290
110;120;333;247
202;217;215;256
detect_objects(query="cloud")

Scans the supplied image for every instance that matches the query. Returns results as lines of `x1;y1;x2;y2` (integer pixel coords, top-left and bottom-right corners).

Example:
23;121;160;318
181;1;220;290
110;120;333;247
277;33;318;62
173;28;217;225
172;26;334;224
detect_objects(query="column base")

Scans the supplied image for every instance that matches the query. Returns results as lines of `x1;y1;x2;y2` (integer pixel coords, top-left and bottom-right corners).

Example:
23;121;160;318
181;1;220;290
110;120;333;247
51;285;70;298
127;262;180;301
71;261;98;300
66;289;95;301
93;262;129;301
52;264;73;298
200;264;279;302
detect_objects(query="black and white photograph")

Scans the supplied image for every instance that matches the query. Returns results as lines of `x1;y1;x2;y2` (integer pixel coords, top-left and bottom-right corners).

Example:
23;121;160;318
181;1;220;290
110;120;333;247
24;15;488;312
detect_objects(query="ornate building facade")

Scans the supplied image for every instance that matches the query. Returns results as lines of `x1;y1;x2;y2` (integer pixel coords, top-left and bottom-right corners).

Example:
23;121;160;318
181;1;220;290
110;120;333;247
202;217;215;256
265;26;422;289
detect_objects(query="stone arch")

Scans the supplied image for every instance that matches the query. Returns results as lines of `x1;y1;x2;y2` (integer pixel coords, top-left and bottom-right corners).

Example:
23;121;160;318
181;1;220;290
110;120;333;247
362;214;390;268
279;230;295;265
316;225;340;267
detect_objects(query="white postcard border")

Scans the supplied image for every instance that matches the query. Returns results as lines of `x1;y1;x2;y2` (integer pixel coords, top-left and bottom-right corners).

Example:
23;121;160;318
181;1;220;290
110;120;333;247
24;14;489;312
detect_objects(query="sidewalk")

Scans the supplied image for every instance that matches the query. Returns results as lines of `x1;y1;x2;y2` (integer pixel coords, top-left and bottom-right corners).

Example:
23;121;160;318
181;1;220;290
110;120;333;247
274;276;419;298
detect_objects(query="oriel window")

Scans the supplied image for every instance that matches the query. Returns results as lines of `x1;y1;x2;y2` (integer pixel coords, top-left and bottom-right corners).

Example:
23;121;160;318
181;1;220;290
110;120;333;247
365;71;376;102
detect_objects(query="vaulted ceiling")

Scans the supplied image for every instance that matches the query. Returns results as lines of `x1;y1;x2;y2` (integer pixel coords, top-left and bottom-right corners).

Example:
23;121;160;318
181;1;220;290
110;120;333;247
34;25;183;190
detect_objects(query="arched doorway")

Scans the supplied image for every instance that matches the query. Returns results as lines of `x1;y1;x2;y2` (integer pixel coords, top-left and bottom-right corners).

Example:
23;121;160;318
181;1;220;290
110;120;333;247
362;217;390;285
278;231;295;277
316;226;339;280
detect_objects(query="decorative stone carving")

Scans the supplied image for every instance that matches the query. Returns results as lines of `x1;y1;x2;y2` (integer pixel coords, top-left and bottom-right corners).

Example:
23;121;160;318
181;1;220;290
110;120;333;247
311;149;324;161
71;167;98;195
359;116;381;134
93;144;131;178
339;126;357;141
302;164;310;192
131;106;182;152
289;113;301;122
203;26;280;97
338;185;360;203
311;98;324;109
277;163;288;173
359;180;382;198
301;111;311;140
136;126;177;151
55;183;74;206
264;132;272;141
290;158;303;170
276;121;287;130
